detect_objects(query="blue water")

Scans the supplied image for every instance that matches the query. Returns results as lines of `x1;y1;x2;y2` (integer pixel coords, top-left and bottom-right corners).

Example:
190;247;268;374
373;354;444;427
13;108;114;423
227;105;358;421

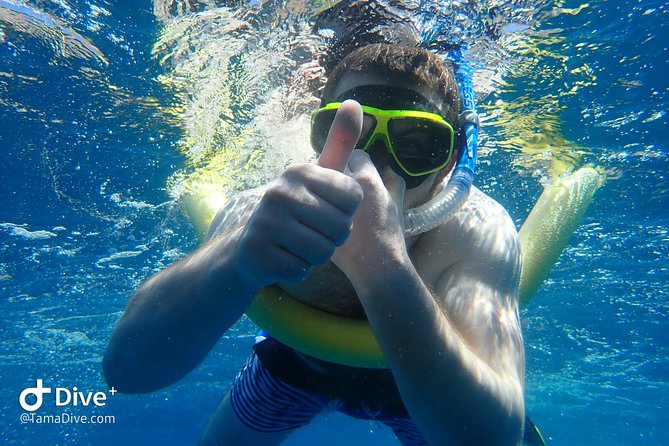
1;0;667;445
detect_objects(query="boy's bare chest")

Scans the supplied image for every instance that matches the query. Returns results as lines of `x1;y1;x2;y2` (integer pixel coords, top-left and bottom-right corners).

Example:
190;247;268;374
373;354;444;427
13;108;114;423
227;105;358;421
277;235;452;319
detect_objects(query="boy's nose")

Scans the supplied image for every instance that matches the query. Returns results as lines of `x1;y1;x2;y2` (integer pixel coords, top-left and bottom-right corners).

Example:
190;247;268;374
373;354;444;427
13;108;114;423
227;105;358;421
365;140;425;189
365;140;394;175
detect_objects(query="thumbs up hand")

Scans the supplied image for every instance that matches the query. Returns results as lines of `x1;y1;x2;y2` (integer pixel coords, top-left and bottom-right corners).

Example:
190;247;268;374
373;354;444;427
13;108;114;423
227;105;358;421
330;156;409;288
234;100;365;287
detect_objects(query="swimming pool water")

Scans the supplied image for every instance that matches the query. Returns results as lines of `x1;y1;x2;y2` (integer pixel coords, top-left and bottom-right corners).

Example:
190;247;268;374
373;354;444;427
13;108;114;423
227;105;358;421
1;0;667;445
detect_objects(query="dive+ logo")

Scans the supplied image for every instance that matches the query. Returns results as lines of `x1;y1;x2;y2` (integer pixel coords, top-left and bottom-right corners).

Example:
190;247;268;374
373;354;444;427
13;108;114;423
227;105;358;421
19;379;117;411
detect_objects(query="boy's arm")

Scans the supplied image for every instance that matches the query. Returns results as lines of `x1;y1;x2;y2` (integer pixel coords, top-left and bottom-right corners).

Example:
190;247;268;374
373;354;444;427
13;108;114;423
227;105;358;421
103;192;262;394
368;214;525;446
333;154;524;445
103;101;364;394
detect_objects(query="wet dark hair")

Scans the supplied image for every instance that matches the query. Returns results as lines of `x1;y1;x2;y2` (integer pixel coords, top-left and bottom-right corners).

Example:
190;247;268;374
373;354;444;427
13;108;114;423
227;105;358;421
321;44;460;128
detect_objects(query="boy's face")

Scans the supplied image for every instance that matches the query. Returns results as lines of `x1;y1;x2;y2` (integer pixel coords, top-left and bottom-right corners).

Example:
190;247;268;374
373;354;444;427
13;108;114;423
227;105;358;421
324;70;451;195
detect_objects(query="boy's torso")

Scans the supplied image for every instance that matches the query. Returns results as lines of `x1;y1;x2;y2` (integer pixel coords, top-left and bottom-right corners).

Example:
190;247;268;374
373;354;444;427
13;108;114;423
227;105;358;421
276;186;507;319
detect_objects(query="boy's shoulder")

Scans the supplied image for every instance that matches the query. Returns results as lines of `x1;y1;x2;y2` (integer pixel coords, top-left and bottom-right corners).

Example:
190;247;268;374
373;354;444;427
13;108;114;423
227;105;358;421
426;186;519;262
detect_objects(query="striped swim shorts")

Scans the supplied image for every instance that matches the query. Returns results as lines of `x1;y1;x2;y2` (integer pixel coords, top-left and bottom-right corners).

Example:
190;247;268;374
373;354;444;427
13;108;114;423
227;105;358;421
229;335;428;445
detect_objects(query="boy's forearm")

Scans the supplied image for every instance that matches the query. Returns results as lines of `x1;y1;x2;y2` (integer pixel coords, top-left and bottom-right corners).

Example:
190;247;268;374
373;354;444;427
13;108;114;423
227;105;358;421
356;260;524;446
103;228;259;393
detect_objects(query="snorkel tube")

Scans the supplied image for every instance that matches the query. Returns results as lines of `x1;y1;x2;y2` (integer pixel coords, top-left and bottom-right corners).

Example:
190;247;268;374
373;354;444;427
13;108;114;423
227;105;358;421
404;49;478;236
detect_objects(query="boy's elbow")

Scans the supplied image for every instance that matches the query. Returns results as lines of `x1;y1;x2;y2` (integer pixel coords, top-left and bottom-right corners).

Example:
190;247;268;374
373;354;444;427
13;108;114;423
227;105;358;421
465;397;525;446
463;415;524;446
103;341;159;394
490;404;525;446
505;411;526;446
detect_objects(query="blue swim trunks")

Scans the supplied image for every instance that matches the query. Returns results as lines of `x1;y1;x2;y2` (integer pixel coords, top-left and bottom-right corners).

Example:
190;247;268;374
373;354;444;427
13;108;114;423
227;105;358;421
230;333;428;445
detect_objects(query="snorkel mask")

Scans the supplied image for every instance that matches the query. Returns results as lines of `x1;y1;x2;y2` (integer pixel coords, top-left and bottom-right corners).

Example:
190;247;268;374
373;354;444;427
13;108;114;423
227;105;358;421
311;101;456;182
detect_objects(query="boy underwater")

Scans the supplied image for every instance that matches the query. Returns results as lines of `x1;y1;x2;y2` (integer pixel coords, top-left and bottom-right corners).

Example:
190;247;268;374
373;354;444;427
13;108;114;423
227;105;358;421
104;43;535;445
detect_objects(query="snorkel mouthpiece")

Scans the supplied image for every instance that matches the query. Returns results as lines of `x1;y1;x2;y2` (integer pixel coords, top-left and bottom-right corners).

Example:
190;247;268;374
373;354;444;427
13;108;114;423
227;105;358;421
403;60;478;236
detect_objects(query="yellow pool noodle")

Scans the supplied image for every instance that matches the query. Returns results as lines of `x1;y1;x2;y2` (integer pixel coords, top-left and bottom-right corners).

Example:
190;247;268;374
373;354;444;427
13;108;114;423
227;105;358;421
182;166;605;304
518;166;604;307
181;181;228;240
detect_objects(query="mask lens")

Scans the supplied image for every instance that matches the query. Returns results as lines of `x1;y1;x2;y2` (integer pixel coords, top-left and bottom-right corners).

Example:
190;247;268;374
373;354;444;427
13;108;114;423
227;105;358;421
358;113;377;149
312;107;379;152
310;108;337;153
388;117;453;174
